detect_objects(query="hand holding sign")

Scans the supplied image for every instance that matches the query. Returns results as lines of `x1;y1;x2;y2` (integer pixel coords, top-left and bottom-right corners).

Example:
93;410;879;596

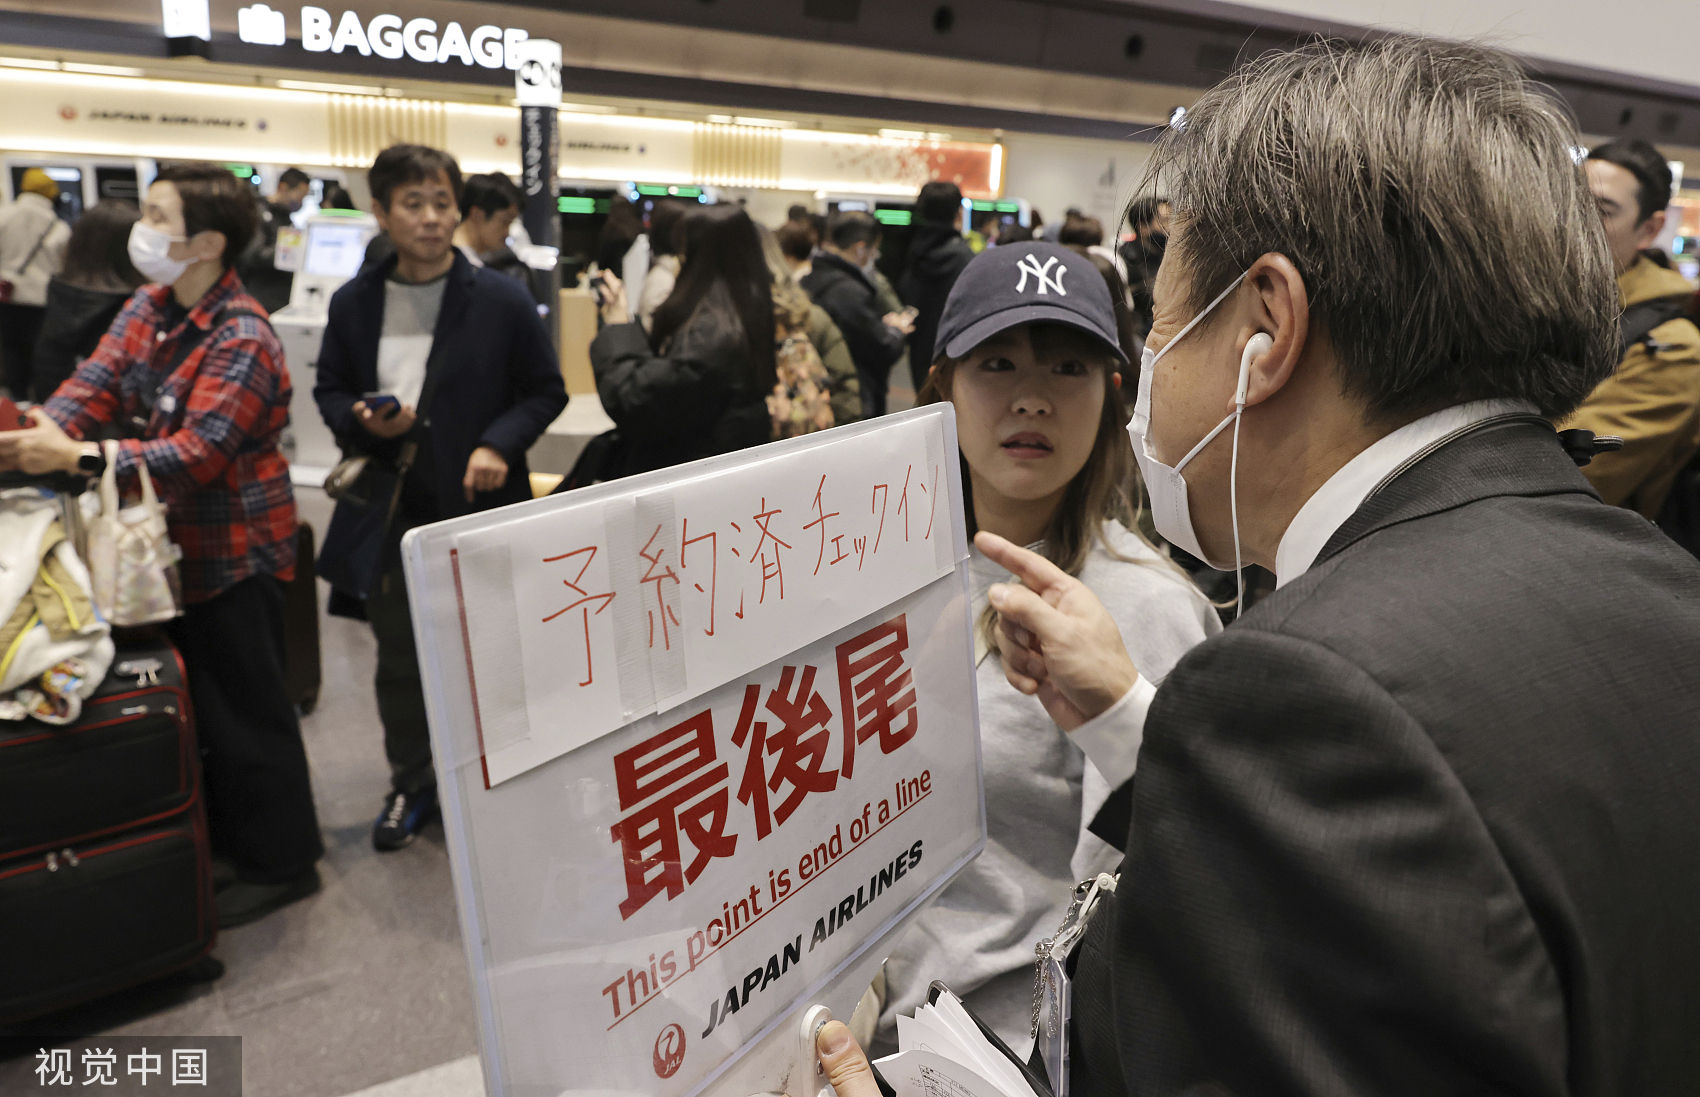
816;1021;880;1097
976;531;1140;731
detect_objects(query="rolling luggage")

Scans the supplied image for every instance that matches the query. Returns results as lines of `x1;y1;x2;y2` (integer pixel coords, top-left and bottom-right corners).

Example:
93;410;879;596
0;626;218;1023
282;522;321;713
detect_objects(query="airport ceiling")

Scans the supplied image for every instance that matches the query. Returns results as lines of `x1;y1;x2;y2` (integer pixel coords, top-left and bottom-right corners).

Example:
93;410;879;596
2;0;1698;158
491;0;1700;153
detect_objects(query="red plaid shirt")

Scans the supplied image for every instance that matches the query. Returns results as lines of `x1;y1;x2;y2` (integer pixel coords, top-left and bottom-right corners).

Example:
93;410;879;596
45;268;298;604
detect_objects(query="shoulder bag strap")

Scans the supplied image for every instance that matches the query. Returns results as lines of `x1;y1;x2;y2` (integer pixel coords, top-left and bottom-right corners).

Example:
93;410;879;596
380;329;453;527
3;215;58;278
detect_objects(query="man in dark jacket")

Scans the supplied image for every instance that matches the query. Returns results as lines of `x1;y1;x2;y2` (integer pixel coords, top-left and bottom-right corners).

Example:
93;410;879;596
801;211;910;417
897;181;974;389
315;145;566;851
815;35;1700;1097
239;167;310;314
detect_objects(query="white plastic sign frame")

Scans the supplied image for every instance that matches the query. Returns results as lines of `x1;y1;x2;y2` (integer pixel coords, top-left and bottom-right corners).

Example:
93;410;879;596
401;407;987;1097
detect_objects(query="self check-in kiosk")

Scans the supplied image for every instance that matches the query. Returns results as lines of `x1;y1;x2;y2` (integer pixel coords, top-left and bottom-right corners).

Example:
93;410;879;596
270;210;379;485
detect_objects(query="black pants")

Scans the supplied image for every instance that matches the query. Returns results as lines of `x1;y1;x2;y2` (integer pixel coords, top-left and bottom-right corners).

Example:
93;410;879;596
366;562;435;796
858;364;889;418
0;301;44;398
167;576;323;884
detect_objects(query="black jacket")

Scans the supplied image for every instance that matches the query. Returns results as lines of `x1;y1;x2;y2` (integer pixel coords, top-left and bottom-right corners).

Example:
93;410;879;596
30;277;131;401
1072;420;1700;1097
897;222;974;370
238;199;296;315
589;282;769;478
314;249;567;521
800;252;905;378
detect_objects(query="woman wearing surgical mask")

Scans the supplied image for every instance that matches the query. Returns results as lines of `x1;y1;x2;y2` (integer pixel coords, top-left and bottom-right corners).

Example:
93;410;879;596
0;162;325;930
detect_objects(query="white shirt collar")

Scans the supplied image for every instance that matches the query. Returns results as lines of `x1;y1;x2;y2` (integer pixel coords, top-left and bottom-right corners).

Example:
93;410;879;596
1273;399;1540;587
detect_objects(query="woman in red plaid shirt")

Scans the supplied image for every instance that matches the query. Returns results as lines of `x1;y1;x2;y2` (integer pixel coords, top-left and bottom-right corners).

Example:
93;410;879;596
0;163;324;928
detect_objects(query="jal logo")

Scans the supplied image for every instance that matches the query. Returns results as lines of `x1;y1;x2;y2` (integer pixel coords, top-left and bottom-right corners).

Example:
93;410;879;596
1014;253;1068;296
652;1023;685;1079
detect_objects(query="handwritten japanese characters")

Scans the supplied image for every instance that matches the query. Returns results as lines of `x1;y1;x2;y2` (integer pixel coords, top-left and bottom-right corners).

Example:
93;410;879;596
454;416;953;787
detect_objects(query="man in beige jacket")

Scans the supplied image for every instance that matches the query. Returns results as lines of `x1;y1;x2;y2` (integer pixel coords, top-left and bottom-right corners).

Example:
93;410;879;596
1563;139;1700;519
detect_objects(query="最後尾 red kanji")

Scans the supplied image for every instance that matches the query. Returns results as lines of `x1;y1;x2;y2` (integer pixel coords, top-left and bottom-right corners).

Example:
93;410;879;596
732;666;838;838
836;614;918;778
540;546;616;687
609;712;738;919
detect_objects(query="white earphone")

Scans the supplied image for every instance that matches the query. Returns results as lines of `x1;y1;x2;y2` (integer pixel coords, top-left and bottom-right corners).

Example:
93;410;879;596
1228;331;1272;620
1235;332;1274;407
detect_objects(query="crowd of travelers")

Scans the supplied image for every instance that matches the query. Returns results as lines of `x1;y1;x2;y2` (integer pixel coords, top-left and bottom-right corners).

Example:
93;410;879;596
1;32;1699;1094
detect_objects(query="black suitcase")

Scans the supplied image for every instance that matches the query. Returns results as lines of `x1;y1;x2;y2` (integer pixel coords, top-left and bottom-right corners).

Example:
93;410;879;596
0;632;217;1024
282;522;322;713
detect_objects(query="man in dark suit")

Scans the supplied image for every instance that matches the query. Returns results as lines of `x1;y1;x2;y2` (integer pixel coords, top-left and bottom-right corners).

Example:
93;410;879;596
314;145;566;851
815;35;1700;1097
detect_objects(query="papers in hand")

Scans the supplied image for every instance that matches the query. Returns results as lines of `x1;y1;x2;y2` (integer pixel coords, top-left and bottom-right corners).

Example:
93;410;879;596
873;988;1041;1097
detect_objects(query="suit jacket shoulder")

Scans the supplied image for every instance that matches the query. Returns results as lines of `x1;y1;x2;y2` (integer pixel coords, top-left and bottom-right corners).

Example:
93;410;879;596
1073;422;1700;1097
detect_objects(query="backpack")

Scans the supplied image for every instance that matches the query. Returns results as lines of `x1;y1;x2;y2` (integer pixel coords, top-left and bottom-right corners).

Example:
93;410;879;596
767;316;835;440
1623;293;1700;557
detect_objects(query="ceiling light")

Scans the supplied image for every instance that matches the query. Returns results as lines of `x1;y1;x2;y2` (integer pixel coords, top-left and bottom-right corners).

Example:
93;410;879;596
62;63;145;77
0;57;60;71
278;78;384;95
731;115;794;129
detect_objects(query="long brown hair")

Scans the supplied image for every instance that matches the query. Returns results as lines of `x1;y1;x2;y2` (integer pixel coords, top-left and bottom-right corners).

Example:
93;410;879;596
918;323;1165;652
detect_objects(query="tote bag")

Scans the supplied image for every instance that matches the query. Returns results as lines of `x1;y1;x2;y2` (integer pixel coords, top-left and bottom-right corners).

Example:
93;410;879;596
85;440;183;626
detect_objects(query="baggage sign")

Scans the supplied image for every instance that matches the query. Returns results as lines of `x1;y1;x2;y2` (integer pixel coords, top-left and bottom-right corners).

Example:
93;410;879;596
402;408;985;1097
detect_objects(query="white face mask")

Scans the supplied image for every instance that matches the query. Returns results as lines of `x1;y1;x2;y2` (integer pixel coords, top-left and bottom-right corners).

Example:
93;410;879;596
128;222;191;286
1127;270;1252;575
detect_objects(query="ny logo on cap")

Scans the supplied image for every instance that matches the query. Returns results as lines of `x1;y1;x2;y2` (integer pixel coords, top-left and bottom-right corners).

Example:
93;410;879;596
1014;254;1068;296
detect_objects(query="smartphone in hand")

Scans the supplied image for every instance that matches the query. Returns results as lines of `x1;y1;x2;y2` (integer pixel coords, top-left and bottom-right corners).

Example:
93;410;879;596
362;392;402;419
0;396;30;432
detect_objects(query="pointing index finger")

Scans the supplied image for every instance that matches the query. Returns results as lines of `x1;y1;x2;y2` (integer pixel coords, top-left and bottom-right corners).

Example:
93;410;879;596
974;531;1074;594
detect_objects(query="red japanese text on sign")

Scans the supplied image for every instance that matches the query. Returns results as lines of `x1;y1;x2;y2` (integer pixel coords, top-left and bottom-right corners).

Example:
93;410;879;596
610;714;738;920
836;615;919;779
540;546;616;687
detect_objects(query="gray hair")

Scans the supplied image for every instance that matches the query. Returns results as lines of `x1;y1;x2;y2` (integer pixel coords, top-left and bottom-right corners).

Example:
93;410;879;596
1144;36;1618;420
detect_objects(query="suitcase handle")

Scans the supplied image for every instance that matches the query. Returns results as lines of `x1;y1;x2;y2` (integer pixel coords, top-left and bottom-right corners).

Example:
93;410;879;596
0;470;92;493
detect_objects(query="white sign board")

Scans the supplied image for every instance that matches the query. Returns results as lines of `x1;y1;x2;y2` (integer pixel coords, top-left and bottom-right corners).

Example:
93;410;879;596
161;0;211;40
401;408;986;1097
234;4;532;69
513;38;563;107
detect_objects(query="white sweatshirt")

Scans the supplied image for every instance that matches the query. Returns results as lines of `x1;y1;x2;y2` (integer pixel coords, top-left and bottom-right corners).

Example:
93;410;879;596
876;521;1220;1053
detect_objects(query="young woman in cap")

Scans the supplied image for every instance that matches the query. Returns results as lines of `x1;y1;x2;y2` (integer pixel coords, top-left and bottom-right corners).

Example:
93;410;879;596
872;242;1219;1053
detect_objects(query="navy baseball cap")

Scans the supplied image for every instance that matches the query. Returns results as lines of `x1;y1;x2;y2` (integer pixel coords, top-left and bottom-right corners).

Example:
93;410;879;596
934;242;1128;364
